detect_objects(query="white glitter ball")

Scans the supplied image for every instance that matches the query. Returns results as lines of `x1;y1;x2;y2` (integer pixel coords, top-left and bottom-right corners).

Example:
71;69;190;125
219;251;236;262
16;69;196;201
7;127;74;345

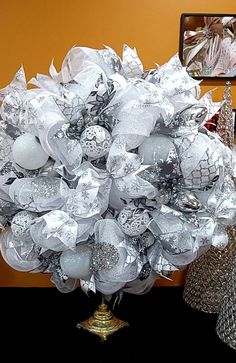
60;245;92;280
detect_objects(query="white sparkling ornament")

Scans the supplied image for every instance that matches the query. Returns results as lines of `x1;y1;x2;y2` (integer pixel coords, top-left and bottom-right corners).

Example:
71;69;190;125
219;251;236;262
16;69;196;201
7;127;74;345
11;210;37;239
60;245;92;280
117;206;150;236
138;134;174;165
12;133;49;170
80;125;112;158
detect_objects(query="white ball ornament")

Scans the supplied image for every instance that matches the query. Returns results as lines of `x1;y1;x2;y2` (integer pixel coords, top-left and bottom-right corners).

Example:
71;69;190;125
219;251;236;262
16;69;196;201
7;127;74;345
138;134;174;165
12;133;49;170
60;245;92;280
80;125;112;158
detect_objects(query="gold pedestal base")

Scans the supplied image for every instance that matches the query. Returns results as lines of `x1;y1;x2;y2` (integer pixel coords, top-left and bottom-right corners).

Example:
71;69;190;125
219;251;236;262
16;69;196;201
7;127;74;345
77;302;129;341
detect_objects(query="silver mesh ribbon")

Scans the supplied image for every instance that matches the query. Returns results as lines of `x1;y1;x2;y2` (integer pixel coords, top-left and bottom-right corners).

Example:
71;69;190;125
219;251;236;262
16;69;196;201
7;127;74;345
216;251;236;350
183;226;236;313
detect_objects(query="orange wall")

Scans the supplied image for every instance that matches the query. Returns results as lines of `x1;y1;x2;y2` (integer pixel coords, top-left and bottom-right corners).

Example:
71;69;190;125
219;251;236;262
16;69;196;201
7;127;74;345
0;0;235;287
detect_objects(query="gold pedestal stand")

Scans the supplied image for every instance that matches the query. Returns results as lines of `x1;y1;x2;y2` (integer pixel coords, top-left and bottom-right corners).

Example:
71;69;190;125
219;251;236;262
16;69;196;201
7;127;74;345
77;296;129;341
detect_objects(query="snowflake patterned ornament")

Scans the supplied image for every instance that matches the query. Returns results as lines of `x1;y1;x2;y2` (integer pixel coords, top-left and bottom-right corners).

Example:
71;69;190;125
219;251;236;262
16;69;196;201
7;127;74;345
0;44;236;298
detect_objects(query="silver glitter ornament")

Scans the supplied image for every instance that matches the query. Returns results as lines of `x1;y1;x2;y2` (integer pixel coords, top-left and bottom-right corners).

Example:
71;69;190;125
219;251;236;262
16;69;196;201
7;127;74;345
80;125;112;158
90;242;119;272
117;206;150;237
31;177;59;199
11;210;37;239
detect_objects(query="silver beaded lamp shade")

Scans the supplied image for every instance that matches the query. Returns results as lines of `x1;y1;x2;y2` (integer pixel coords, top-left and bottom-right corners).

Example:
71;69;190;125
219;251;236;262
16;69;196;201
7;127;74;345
183;227;236;313
216;251;236;350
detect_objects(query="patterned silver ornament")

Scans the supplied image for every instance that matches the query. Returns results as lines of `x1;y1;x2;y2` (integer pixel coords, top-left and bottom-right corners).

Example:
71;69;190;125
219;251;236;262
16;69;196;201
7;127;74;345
11;210;37;239
80;125;112;158
117;206;150;236
180;133;220;189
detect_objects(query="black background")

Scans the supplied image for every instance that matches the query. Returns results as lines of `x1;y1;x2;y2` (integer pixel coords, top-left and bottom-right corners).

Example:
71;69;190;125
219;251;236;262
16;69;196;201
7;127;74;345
1;287;235;362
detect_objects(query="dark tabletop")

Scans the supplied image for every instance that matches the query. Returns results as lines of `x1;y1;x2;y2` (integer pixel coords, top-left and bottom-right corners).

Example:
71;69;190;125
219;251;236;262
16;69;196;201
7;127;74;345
1;286;235;362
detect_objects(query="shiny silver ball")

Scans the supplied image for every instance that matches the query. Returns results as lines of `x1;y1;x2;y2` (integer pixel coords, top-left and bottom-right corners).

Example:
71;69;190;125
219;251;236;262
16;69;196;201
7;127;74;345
178;105;208;127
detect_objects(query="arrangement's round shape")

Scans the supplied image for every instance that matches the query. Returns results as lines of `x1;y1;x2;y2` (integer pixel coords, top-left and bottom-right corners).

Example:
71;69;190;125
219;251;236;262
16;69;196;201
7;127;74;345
12;133;49;170
80;125;112;158
60;245;92;279
0;44;235;298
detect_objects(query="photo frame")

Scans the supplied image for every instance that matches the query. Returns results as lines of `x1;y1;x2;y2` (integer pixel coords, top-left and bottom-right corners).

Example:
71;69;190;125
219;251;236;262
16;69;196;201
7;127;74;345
179;13;236;79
